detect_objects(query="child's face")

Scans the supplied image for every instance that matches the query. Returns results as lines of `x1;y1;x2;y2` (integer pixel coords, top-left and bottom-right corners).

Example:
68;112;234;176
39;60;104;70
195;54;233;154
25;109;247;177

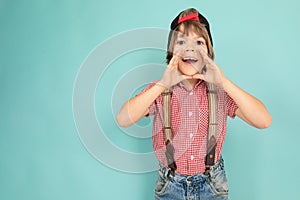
173;30;208;76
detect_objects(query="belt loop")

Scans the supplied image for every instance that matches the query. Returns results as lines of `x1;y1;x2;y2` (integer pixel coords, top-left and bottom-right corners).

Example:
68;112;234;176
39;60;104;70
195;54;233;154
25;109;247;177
204;166;211;176
162;165;171;180
166;168;171;180
204;166;212;182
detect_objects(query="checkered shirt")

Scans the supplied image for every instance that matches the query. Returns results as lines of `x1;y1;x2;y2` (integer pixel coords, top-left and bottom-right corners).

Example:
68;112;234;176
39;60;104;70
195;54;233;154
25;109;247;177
139;80;238;175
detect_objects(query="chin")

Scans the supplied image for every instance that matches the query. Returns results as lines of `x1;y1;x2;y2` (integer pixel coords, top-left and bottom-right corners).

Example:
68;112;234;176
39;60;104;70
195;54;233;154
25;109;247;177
182;71;197;76
179;65;199;76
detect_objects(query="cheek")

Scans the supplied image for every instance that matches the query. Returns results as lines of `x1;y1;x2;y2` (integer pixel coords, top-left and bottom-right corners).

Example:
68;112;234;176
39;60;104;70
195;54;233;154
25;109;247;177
173;45;185;55
201;45;209;54
193;44;208;53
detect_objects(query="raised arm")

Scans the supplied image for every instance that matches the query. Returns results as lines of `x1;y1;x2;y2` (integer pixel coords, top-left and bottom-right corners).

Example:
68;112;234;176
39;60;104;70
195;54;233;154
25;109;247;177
223;77;272;129
193;48;272;129
116;55;192;127
116;83;165;127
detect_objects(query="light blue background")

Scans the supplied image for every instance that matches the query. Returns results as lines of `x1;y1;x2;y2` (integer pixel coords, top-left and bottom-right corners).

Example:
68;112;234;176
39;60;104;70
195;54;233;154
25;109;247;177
1;0;300;199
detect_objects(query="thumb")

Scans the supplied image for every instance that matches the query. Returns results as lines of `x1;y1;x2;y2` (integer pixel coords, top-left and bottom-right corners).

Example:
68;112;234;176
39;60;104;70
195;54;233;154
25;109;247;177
192;73;205;80
181;75;193;80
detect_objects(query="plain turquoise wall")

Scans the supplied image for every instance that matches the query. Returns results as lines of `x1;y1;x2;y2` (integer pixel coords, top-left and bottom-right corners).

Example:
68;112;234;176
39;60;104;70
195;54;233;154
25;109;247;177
1;0;300;199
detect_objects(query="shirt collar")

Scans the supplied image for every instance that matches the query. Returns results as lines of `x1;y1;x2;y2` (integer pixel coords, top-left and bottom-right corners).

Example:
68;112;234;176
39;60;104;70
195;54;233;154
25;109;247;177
177;80;204;91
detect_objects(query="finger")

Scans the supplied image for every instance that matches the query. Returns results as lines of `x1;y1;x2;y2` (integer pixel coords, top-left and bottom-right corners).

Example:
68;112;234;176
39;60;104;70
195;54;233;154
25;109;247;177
197;47;206;59
174;59;179;70
172;55;180;70
172;54;181;63
204;62;218;72
170;60;178;70
173;55;180;63
190;61;201;72
169;55;179;67
168;61;177;71
198;47;212;63
198;46;207;56
181;75;193;80
192;73;205;80
168;56;175;67
170;65;176;70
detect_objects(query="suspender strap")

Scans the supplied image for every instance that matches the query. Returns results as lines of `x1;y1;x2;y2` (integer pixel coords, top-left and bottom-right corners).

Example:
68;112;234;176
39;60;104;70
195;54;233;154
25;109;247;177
162;89;177;176
205;83;218;172
162;83;218;176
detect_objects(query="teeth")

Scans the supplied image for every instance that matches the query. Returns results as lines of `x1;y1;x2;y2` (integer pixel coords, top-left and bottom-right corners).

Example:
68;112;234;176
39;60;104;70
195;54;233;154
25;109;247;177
182;57;198;62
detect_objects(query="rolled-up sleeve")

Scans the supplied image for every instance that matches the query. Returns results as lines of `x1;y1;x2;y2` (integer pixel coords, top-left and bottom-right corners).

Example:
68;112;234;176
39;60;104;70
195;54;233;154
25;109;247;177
226;93;239;118
135;81;158;117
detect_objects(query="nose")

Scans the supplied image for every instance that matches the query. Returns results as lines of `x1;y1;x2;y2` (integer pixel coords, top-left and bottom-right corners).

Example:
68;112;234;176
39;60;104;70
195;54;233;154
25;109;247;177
185;49;194;52
185;41;195;52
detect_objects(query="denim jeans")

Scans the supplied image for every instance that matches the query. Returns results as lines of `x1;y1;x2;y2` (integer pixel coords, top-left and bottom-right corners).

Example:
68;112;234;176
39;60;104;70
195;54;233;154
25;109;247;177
155;157;229;200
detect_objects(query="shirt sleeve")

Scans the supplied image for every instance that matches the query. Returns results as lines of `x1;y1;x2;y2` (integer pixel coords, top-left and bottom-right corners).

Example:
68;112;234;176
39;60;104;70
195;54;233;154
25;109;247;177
135;81;158;117
226;93;239;118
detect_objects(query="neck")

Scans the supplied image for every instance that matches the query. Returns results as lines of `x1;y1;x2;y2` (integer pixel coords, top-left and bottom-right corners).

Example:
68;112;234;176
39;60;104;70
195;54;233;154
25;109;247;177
181;79;200;90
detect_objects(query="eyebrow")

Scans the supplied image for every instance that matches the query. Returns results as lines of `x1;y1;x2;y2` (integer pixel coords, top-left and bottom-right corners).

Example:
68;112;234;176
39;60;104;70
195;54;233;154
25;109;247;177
177;33;185;38
197;37;205;40
177;32;205;39
177;35;205;42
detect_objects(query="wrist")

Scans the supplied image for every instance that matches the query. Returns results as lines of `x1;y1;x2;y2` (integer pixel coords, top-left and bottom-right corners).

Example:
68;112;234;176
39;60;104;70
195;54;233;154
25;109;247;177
157;81;169;89
156;81;169;90
221;76;230;91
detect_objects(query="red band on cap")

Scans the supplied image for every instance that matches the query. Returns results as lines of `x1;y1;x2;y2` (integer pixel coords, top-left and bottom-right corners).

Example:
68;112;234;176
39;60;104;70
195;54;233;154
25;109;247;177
178;13;199;24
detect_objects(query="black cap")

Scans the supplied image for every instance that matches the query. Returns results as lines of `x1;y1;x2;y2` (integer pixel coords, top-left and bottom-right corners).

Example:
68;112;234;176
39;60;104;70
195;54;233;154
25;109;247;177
169;11;213;46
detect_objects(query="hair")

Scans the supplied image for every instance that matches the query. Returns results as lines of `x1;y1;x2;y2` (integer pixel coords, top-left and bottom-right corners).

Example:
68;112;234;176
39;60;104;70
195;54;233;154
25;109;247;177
166;8;215;64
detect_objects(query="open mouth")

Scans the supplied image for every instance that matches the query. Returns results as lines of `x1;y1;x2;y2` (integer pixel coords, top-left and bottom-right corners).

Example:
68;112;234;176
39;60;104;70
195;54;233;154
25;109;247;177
182;57;198;63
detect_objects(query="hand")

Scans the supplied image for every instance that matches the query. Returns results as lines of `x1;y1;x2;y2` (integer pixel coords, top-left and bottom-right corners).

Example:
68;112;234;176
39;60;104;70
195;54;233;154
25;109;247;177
158;55;192;89
191;47;225;88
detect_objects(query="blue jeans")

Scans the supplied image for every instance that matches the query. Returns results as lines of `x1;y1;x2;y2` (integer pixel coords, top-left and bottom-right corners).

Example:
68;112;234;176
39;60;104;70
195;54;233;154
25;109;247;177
155;157;229;200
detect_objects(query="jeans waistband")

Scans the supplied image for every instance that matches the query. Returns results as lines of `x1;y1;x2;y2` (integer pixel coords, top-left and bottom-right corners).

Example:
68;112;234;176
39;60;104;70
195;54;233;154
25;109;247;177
158;157;225;183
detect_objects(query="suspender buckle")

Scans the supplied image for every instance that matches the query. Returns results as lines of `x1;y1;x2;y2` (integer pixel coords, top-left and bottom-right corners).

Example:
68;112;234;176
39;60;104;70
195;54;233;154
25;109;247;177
165;140;177;176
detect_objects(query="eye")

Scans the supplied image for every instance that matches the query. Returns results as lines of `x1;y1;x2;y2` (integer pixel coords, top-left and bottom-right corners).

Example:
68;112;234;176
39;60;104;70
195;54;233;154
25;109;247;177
177;40;185;45
197;41;204;45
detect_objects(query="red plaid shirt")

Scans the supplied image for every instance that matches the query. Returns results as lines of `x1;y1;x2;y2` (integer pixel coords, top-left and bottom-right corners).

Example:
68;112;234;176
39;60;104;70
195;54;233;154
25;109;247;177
139;80;238;175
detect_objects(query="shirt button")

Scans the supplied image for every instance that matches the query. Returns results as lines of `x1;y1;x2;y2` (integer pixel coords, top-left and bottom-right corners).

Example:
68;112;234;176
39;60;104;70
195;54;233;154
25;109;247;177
191;155;194;160
189;91;193;95
188;112;193;117
190;133;193;139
